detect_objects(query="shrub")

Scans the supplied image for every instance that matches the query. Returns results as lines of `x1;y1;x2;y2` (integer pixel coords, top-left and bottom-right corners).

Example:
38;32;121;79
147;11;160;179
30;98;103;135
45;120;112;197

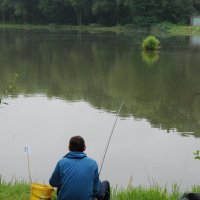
142;35;160;50
151;22;174;31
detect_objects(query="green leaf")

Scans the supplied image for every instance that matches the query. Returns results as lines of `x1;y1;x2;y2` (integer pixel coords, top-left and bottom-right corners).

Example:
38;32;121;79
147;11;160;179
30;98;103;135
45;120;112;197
194;150;200;160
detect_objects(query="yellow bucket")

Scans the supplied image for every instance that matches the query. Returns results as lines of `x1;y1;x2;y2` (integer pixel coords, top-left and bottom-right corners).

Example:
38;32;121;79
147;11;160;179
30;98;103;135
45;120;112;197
30;183;54;200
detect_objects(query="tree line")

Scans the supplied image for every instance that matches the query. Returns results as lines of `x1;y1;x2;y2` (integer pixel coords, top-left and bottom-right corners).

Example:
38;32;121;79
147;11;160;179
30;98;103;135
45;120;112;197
0;0;200;26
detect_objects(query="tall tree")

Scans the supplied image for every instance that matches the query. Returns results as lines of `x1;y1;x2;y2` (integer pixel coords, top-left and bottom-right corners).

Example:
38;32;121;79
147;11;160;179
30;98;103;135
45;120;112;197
129;0;162;26
116;0;131;25
38;0;54;23
69;0;90;26
0;0;196;26
162;0;193;23
0;0;14;23
175;0;193;23
92;0;117;25
161;0;177;22
15;0;28;23
193;0;200;13
0;0;8;22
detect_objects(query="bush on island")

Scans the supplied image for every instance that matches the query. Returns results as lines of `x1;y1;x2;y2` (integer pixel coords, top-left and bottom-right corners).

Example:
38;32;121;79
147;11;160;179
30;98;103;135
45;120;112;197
142;35;160;50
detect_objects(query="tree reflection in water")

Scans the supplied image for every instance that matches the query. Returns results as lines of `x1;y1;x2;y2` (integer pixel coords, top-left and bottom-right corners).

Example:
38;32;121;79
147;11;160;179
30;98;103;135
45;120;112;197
0;30;200;137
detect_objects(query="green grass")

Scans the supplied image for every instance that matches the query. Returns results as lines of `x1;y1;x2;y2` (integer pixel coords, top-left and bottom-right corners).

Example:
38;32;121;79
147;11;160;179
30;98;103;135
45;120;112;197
1;181;200;200
152;22;200;35
0;23;127;33
0;22;200;35
0;182;57;200
0;181;30;200
167;25;200;35
112;185;181;200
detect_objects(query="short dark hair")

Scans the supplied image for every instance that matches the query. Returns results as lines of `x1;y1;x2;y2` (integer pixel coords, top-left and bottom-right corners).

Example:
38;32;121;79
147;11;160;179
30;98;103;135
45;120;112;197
69;136;85;152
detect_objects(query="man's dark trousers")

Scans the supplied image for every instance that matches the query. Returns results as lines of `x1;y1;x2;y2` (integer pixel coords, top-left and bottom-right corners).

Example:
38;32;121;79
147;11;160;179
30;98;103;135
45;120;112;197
96;181;110;200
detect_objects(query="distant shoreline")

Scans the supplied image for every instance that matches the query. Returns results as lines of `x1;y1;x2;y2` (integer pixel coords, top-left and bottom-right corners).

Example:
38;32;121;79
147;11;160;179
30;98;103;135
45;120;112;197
0;23;200;35
0;23;128;33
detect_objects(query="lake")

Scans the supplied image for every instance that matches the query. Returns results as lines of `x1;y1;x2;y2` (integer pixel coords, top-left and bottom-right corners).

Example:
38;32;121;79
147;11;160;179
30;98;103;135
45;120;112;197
0;29;200;191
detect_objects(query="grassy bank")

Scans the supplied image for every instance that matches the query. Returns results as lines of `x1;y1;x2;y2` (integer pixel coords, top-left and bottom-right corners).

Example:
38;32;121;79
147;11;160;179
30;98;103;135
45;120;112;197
152;23;200;35
0;23;127;33
0;181;56;200
1;181;200;200
0;23;200;35
168;25;200;35
0;22;200;35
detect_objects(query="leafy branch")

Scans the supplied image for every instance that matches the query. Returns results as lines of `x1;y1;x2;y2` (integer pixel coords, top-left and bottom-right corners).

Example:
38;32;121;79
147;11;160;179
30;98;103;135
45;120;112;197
0;73;18;106
0;97;8;105
193;150;200;160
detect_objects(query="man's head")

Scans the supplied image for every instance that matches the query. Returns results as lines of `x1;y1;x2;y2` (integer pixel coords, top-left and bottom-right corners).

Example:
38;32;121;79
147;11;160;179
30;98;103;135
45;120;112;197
69;135;86;152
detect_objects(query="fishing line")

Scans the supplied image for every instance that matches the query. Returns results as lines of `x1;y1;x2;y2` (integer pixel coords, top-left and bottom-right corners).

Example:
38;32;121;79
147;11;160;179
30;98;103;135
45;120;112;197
179;151;190;187
178;93;200;187
99;98;125;175
141;156;153;187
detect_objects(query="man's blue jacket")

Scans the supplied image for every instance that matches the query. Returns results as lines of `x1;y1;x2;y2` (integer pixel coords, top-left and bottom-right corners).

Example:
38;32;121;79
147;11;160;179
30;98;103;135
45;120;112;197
49;151;101;200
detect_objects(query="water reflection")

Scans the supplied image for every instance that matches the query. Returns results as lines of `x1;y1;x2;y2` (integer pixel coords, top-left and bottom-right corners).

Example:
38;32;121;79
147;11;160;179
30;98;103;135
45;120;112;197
1;30;200;189
190;35;200;46
0;96;200;190
0;30;200;137
142;51;159;65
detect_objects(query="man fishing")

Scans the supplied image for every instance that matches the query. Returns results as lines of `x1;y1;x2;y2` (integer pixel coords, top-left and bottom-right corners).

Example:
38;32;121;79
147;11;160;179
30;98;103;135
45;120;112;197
49;135;110;200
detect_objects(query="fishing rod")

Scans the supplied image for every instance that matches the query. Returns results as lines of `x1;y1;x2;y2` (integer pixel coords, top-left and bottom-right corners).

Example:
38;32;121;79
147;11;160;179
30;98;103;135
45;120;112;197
99;98;125;175
24;146;32;184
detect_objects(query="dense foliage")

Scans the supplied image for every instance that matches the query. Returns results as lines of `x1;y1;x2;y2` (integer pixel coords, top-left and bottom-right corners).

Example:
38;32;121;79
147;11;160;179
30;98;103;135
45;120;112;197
142;35;160;50
0;0;199;26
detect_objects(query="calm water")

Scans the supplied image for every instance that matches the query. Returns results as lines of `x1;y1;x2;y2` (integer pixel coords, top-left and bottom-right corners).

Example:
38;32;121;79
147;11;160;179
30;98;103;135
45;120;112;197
0;30;200;190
